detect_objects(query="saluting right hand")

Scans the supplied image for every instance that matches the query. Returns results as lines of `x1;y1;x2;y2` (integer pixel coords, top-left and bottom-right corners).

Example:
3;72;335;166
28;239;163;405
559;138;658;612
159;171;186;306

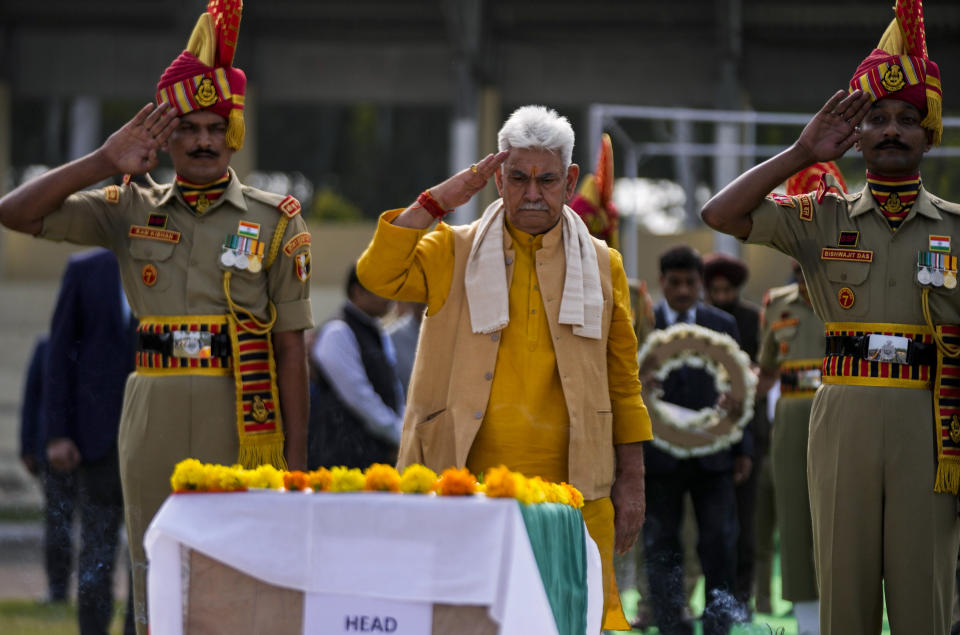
795;89;872;163
428;150;510;210
101;102;179;175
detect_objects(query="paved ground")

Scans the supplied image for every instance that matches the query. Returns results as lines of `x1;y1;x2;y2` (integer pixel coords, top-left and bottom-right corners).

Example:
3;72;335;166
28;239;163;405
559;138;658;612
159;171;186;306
0;275;343;600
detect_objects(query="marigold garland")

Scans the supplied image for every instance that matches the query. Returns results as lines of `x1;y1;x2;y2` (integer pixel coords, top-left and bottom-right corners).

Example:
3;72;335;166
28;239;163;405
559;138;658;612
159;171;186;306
169;460;584;509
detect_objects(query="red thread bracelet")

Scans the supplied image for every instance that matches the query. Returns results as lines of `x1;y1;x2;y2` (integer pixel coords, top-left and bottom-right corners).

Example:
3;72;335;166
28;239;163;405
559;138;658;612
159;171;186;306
416;190;450;219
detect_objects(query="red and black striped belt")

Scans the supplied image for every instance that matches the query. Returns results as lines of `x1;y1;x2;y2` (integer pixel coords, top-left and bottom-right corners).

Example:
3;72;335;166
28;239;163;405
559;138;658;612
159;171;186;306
821;322;934;389
135;316;233;375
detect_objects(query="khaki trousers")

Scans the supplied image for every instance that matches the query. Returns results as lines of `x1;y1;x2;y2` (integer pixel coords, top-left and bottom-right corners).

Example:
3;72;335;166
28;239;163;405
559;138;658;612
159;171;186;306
119;373;239;635
808;384;960;634
772;394;818;602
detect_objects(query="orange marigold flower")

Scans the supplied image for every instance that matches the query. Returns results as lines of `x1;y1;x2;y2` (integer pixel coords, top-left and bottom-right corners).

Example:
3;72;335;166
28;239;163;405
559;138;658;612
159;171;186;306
399;464;438;494
306;467;332;492
283;471;309;491
364;463;401;492
561;482;584;509
435;466;478;496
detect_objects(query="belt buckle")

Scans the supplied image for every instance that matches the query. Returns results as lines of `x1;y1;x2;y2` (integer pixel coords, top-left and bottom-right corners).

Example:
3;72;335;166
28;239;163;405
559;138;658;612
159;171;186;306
865;334;910;364
797;369;822;390
171;331;213;358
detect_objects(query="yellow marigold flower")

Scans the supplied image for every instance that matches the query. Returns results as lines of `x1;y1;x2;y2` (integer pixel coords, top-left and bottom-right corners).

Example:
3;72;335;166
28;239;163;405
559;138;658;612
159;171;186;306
283;470;309;491
435;467;477;496
170;458;206;492
483;465;519;499
364;464;401;492
561;482;584;509
329;466;366;492
552;483;572;506
306;467;332;492
399;464;438;494
209;465;243;492
244;464;284;490
523;476;548;505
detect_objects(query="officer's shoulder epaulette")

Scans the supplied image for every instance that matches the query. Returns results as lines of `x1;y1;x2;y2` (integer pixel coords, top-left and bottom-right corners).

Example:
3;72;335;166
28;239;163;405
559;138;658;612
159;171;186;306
764;283;799;307
242;186;302;218
929;196;960;217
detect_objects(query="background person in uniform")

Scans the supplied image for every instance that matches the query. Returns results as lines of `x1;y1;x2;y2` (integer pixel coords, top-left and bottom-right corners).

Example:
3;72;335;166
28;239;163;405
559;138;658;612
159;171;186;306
308;264;403;469
19;335;77;606
0;2;312;631
44;248;136;635
702;251;767;619
757;259;824;635
357;105;651;631
701;2;960;632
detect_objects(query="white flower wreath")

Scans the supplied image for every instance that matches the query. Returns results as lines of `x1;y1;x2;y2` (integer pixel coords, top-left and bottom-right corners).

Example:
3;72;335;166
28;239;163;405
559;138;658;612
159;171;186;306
637;322;757;458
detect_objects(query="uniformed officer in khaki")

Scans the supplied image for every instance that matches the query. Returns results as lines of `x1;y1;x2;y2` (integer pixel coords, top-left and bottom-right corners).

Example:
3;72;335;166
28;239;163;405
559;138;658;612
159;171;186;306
0;3;312;632
701;3;960;632
757;263;823;634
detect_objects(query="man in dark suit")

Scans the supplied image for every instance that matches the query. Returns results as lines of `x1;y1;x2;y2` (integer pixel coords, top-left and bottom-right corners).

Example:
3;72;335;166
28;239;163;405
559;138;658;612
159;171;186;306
20;335;78;605
703;252;768;618
45;248;135;635
643;245;752;635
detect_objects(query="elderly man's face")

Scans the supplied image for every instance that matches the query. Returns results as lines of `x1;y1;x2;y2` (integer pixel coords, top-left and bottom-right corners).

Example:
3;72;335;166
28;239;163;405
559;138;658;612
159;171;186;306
494;147;579;235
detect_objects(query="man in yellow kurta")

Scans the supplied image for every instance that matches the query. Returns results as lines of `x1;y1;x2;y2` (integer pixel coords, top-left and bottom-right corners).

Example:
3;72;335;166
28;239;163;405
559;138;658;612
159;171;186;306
358;105;652;630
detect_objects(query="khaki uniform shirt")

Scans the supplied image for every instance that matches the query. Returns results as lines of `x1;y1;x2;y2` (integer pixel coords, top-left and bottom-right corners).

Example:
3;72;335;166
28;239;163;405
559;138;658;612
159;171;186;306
747;179;960;327
758;283;824;379
40;168;313;330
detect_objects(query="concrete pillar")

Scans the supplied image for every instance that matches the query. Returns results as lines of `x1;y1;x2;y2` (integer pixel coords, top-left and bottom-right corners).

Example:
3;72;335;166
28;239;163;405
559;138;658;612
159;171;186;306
713;0;744;256
476;85;501;213
442;0;484;226
0;82;10;278
68;96;101;161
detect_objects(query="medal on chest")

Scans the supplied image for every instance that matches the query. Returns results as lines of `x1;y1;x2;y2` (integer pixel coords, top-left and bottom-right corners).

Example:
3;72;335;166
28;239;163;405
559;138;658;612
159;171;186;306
919;236;956;289
221;233;265;273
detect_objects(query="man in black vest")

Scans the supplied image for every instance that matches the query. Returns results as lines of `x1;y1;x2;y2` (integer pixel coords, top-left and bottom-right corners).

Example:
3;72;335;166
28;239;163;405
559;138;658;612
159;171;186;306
308;265;404;469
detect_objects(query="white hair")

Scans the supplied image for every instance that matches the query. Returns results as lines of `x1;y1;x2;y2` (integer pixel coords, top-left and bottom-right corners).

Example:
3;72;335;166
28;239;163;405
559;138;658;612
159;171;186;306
497;105;575;168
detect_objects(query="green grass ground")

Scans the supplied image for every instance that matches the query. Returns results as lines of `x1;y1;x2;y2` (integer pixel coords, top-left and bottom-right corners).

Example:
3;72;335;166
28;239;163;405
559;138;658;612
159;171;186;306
0;600;128;635
618;549;891;634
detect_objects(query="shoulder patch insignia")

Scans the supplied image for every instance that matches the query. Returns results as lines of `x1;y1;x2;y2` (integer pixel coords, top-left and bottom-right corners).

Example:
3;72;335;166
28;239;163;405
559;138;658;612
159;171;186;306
104;185;120;204
282;231;311;256
767;193;795;208
930;197;960;217
295;251;311;282
798;194;814;221
278;195;302;218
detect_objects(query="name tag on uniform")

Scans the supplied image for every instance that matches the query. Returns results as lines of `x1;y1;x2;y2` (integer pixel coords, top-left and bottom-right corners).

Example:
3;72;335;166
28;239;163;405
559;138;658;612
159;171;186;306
821;248;873;263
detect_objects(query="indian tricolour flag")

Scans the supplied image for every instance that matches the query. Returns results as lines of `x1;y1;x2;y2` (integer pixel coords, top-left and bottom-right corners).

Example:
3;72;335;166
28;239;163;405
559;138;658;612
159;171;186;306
238;221;260;239
930;235;951;253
